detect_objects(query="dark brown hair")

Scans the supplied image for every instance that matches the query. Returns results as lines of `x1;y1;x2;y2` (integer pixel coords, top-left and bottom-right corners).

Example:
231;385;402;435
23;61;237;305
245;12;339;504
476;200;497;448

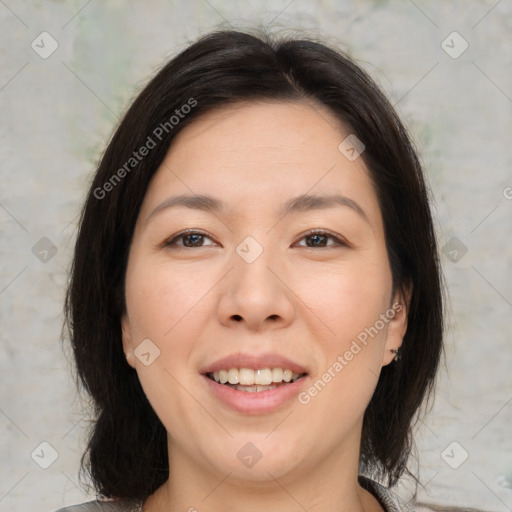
64;28;443;500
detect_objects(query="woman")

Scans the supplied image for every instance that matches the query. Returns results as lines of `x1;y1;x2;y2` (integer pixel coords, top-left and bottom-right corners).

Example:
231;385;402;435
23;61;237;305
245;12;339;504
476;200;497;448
59;28;443;512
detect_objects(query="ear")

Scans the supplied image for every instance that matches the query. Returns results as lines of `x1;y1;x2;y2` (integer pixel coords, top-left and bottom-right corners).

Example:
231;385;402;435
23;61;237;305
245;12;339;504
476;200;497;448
382;284;412;366
121;313;136;368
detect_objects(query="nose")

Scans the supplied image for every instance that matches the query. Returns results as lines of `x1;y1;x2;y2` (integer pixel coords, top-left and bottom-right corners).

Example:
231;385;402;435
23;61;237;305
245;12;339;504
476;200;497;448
216;240;295;331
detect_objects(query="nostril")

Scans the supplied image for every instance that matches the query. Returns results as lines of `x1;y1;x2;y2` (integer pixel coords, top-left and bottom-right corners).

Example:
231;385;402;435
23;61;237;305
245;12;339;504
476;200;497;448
232;315;242;321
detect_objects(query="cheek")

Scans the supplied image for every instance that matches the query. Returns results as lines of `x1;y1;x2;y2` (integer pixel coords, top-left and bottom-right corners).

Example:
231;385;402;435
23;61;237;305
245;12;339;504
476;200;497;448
292;257;392;431
124;257;213;341
296;270;392;428
123;260;208;419
294;257;392;341
123;260;211;431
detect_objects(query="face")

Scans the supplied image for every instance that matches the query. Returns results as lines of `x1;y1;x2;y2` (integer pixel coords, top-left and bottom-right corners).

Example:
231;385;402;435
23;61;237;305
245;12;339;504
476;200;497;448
121;101;408;486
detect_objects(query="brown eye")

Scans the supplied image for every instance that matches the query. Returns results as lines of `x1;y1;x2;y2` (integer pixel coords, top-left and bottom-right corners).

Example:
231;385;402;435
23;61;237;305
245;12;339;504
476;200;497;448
295;230;347;248
165;230;216;248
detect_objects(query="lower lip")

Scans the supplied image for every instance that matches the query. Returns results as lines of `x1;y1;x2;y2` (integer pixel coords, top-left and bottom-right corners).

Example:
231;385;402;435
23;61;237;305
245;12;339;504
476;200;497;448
202;374;308;414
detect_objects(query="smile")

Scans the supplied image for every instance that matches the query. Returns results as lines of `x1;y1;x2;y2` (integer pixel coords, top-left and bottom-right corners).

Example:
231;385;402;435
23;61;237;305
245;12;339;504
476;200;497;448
202;369;309;414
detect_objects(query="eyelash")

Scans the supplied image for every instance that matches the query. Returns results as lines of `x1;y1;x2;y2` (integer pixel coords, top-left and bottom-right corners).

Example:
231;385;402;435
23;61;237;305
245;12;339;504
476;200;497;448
164;229;349;249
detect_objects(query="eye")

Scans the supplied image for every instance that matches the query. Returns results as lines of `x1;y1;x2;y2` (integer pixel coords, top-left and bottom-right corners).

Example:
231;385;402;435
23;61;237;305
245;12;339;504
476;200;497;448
163;229;348;249
164;230;217;248
294;230;348;248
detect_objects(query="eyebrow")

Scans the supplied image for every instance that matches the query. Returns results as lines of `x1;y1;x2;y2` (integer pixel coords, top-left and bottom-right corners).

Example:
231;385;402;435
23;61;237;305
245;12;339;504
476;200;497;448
145;193;369;224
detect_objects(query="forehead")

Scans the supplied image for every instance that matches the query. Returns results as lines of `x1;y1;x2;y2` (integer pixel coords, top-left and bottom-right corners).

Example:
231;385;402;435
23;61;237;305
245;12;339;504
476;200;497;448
140;101;382;225
167;100;349;167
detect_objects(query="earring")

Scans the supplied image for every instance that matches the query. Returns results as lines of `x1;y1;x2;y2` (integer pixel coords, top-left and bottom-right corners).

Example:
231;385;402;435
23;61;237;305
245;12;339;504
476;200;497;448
391;348;401;361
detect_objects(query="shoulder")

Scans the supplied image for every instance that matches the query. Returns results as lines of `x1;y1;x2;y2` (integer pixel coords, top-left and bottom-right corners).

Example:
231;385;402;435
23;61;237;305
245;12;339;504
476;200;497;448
53;499;142;512
359;476;415;512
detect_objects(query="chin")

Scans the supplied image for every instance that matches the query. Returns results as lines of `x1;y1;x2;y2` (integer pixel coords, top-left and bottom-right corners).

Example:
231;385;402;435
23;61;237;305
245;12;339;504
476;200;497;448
205;435;308;483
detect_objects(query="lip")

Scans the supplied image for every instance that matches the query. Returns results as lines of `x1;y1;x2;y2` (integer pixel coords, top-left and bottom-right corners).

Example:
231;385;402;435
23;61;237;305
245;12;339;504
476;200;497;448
202;373;309;414
199;352;309;375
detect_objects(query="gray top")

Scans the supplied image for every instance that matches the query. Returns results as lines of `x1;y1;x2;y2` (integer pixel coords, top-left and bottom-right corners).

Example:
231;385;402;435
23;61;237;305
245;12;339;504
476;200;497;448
360;476;414;511
53;477;414;512
54;501;142;512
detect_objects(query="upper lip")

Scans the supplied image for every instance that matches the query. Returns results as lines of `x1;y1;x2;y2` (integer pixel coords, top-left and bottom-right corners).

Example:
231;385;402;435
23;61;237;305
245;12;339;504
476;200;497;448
200;352;309;375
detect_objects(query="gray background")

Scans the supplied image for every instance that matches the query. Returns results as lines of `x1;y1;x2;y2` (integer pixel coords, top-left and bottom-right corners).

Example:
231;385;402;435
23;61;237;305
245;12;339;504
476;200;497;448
1;1;511;511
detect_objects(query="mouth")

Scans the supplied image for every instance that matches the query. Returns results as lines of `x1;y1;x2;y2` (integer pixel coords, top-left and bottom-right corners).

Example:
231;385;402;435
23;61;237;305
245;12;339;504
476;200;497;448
201;367;309;414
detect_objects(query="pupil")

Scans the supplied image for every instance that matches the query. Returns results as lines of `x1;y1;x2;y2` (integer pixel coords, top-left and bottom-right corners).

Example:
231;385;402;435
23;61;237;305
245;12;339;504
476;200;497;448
184;234;202;247
308;234;326;247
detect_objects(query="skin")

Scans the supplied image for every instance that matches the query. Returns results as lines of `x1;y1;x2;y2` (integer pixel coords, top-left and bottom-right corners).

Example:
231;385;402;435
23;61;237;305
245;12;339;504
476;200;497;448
121;100;409;512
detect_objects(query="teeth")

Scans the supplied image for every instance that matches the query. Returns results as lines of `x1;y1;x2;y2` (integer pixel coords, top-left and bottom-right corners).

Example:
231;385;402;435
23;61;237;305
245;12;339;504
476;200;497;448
227;368;239;385
234;384;277;392
240;368;255;385
210;368;304;386
271;368;283;382
255;368;272;385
